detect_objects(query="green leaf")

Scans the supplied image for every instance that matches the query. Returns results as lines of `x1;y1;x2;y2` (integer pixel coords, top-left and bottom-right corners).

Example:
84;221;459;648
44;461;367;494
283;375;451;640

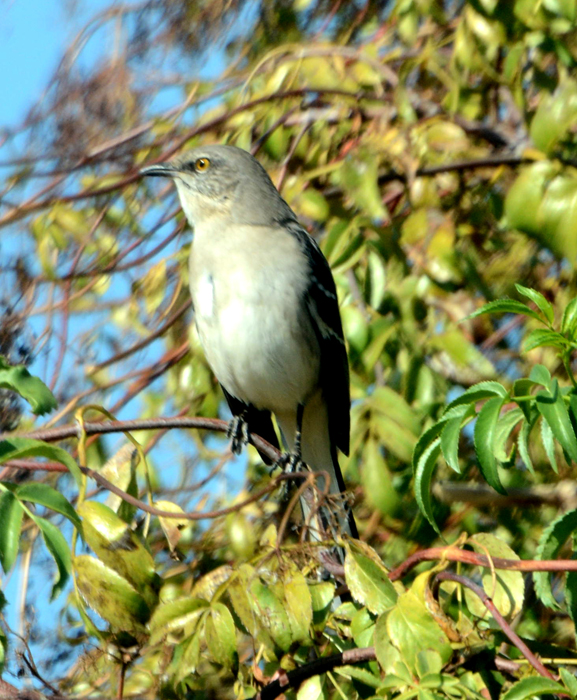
16;482;81;530
529;364;553;389
0;438;83;492
296;675;326;700
535;380;577;463
515;284;555;325
560;667;577;697
77;501;159;608
0;489;24;573
148;597;209;645
309;581;335;629
412;421;446;476
440;408;474;474
562;297;577;337
534;510;577;610
205;603;237;669
344;540;398;614
284;568;313;643
466;299;545;323
350;606;375;648
501;677;565;700
541;417;559;473
413;436;442;535
386;573;452;674
473;396;506;494
0;357;57;416
32;515;71;599
174;617;205;683
362;438;399;516
493;407;524;462
513;377;538;404
74;555;150;633
464;534;524;620
517;417;536;475
523;328;569;352
566;569;577;632
445;381;509;412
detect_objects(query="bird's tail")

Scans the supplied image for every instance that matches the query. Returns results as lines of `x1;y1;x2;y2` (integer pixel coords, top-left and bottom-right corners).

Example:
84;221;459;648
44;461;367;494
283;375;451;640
277;392;357;545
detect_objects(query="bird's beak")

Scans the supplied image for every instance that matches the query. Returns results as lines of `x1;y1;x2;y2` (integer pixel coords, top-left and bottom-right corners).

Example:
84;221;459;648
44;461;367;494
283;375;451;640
140;163;177;178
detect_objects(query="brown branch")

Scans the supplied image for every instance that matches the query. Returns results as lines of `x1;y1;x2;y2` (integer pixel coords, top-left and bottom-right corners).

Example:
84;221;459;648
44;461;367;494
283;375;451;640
388;545;577;581
256;647;376;700
433;572;555;680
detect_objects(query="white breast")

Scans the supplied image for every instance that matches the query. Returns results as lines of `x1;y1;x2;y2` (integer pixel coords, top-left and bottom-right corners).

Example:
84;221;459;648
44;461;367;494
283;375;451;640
189;221;320;414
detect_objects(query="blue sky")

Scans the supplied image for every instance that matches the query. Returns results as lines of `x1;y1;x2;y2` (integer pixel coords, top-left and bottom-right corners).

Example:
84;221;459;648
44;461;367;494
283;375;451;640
0;1;108;128
0;1;255;679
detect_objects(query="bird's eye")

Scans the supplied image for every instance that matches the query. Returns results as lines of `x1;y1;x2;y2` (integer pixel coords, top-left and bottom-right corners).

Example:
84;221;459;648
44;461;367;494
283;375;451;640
194;157;211;172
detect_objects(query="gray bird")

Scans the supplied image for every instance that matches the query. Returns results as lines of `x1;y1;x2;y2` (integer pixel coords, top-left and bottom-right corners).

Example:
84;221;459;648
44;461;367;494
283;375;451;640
141;145;357;540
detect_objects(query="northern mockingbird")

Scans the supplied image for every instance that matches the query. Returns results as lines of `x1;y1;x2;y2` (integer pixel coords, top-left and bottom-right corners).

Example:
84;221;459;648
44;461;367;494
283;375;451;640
141;145;357;540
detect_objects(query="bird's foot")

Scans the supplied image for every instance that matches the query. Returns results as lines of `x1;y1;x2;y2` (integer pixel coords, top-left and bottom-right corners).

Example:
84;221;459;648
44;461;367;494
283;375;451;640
274;451;306;500
227;412;249;455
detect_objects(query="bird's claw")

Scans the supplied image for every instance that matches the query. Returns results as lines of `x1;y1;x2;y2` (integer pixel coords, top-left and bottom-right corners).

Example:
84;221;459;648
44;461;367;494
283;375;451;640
227;414;249;455
274;451;306;500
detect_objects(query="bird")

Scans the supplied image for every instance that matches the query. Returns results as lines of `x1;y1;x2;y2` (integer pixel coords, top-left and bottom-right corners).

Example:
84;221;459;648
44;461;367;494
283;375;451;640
141;145;357;541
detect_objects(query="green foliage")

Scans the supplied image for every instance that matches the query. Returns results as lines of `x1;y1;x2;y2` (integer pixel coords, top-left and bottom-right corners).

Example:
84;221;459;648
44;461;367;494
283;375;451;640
5;0;577;697
0;356;57;416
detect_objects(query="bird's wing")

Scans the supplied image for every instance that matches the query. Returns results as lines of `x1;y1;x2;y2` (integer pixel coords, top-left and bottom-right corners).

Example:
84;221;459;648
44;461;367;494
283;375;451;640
286;221;351;457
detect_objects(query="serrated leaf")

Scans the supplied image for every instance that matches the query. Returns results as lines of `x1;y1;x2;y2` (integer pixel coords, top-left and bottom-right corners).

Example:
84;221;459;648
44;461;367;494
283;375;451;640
534;510;577;610
501;677;565;700
523;328;569;352
560;667;577;697
464;534;524;619
0;358;57;415
344;540;397;614
32;515;71;599
562;298;577;337
414;437;442;535
474;396;506;494
530;364;553;389
515;284;555;325
445;381;509;412
297;674;326;700
77;501;159;608
350;606;375;648
374;613;404;677
16;482;81;530
536;380;577;463
493;407;524;462
174;621;204;682
440;413;468;474
155;499;189;555
466;299;544;323
205;603;237;669
0;489;24;573
309;581;335;629
74;555;150;634
541;416;559;473
567;569;577;632
517;417;536;475
284;568;313;643
0;438;82;491
386;573;452;674
148;597;209;645
336;664;381;688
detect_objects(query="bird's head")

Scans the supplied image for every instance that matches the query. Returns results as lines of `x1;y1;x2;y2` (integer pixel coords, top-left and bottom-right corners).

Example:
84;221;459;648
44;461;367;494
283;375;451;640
140;144;295;228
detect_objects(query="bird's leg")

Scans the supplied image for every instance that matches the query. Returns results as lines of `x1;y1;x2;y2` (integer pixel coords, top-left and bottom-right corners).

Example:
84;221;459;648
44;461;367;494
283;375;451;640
288;402;305;472
276;404;307;500
227;410;249;455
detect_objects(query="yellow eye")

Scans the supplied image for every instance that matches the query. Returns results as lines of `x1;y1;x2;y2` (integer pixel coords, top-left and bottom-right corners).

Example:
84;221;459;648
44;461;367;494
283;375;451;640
195;157;211;172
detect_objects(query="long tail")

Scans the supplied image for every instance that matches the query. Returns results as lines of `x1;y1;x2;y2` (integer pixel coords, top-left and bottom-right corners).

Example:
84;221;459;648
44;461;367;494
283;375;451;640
277;391;357;543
